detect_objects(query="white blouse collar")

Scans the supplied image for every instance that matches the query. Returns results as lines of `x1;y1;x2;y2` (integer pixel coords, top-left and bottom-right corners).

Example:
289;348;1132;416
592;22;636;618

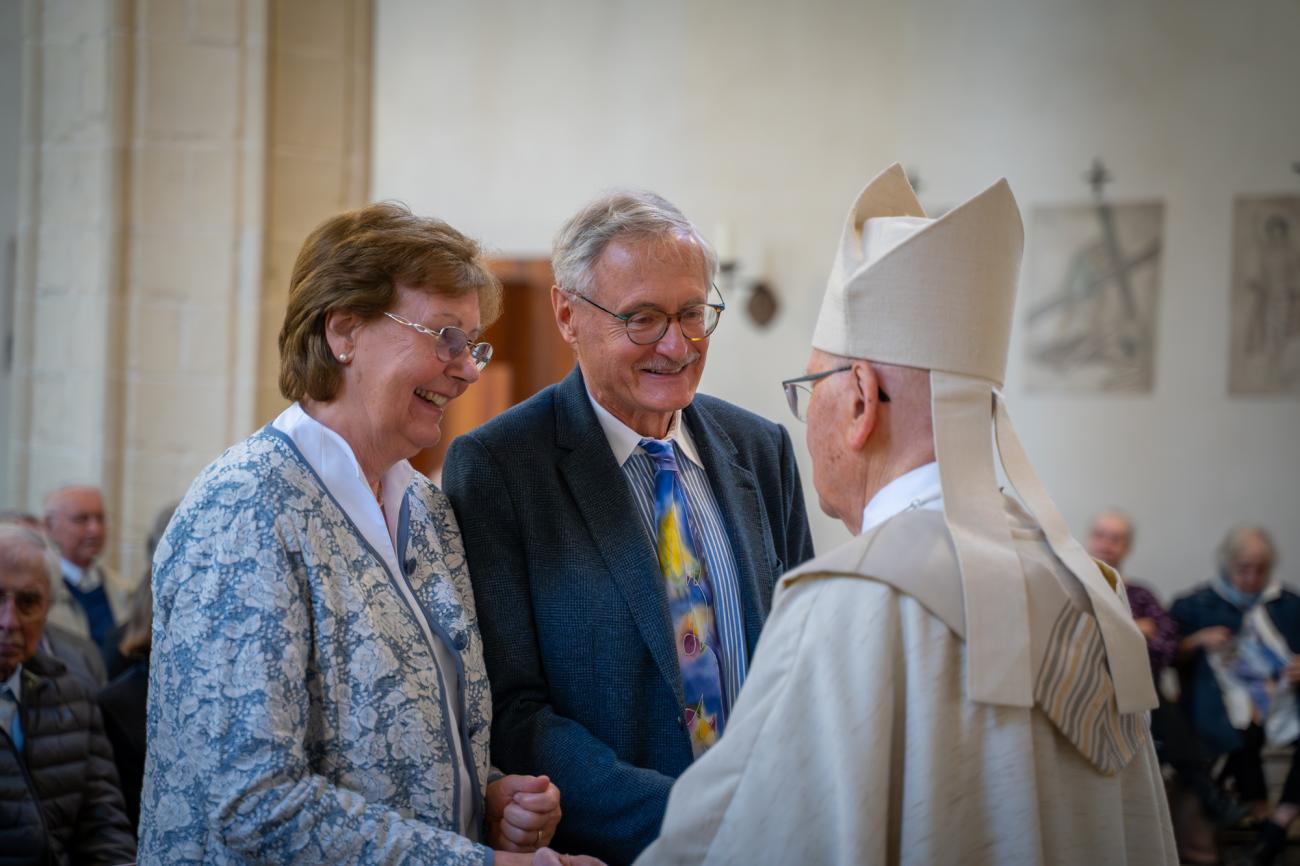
271;403;414;563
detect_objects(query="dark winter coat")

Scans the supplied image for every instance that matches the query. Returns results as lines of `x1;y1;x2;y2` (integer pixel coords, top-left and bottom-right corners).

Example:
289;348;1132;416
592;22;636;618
0;652;135;866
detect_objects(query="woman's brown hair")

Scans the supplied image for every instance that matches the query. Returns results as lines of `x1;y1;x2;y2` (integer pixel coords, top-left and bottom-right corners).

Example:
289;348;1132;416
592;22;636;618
278;202;503;403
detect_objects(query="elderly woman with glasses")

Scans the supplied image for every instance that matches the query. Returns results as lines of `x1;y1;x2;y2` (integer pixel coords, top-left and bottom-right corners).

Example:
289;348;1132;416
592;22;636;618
140;203;601;866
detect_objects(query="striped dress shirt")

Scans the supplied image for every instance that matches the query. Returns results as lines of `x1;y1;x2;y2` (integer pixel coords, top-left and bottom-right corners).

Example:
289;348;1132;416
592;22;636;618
586;391;748;714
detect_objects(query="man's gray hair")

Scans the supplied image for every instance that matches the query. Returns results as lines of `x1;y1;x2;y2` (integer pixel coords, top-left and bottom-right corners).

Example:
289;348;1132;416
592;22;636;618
41;482;102;517
0;523;61;597
1216;525;1277;575
551;189;717;298
1089;508;1135;544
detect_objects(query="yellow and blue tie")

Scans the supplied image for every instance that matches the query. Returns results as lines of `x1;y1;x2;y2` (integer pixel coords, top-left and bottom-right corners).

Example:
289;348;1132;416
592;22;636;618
640;437;726;756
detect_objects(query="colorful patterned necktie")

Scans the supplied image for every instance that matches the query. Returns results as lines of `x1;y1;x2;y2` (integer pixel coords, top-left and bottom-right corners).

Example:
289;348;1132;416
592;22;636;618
639;437;726;756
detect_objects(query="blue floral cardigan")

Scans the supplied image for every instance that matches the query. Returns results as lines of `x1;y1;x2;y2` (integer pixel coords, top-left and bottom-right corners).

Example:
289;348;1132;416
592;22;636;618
139;427;493;865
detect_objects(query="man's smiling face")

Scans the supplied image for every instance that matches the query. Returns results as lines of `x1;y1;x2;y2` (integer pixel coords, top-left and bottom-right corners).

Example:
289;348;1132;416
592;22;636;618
564;233;712;438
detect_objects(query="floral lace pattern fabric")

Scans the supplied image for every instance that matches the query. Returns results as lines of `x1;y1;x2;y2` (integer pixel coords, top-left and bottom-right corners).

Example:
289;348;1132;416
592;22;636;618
140;429;491;865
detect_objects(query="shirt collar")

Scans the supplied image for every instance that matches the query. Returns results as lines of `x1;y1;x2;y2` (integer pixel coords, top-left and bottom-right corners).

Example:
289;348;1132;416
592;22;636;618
2;665;21;704
584;383;703;469
60;557;100;591
859;461;943;535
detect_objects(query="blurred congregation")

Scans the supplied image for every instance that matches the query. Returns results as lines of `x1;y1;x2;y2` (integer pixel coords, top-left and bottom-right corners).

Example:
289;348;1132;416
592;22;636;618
3;491;1296;863
2;1;1299;865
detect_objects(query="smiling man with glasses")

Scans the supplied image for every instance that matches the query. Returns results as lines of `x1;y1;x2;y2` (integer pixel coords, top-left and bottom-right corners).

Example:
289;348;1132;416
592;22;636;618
443;189;814;865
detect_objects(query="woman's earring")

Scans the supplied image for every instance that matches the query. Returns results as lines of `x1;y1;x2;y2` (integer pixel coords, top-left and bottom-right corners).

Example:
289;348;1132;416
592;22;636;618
337;352;350;363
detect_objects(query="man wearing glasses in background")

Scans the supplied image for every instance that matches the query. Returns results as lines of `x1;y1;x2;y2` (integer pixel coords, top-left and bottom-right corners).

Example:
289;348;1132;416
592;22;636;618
444;190;814;866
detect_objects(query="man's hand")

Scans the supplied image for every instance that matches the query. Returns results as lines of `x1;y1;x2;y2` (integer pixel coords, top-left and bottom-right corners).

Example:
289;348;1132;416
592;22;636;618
1192;626;1233;653
486;774;562;853
531;848;608;866
495;850;606;866
1284;658;1300;685
1135;617;1159;640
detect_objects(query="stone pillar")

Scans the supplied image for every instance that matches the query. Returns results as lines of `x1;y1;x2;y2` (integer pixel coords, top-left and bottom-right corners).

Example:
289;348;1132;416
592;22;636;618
0;2;25;506
115;0;269;574
256;0;372;423
9;0;134;513
7;0;370;580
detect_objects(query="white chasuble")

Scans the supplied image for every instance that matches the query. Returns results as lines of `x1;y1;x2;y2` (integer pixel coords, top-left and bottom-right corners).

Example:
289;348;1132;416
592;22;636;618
635;499;1177;866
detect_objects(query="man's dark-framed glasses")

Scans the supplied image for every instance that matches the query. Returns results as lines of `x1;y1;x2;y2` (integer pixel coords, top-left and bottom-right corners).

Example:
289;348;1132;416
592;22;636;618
570;284;726;345
384;312;494;371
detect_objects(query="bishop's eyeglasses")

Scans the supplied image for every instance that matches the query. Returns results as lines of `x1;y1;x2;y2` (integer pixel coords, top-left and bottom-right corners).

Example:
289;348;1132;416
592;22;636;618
781;366;890;421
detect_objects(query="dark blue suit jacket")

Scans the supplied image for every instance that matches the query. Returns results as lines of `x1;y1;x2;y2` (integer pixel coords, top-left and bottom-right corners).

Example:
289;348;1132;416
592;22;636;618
443;367;815;865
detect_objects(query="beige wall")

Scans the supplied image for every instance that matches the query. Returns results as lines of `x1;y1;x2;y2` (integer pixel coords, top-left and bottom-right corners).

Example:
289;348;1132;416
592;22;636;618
373;0;906;545
257;0;371;423
3;0;1295;595
891;0;1300;597
373;0;1300;599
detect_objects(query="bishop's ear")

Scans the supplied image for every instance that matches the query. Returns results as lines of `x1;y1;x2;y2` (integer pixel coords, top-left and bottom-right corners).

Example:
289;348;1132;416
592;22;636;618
846;361;884;451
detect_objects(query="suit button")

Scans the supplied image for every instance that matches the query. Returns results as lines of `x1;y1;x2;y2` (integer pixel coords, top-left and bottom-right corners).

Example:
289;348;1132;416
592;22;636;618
405;559;417;573
453;633;468;652
677;711;686;730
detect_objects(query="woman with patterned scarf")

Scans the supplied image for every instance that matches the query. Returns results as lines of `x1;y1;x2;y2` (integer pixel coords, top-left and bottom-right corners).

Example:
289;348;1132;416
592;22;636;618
1173;526;1300;866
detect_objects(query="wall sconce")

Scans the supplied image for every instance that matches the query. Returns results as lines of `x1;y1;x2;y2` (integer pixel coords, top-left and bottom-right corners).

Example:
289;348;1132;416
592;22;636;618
714;223;779;328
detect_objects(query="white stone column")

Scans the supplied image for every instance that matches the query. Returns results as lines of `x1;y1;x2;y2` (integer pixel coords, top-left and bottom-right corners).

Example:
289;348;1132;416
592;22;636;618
0;2;25;507
115;0;269;575
256;0;372;423
9;0;134;510
8;0;371;579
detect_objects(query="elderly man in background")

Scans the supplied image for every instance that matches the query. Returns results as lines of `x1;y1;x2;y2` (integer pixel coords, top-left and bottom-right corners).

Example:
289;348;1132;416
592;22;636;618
42;485;133;648
1088;509;1244;853
0;523;136;864
1;508;108;689
444;190;815;864
636;164;1175;865
1087;510;1179;676
1173;526;1300;866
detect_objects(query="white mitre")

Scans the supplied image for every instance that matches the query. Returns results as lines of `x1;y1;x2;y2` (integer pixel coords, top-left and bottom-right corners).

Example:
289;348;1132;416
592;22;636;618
813;164;1156;714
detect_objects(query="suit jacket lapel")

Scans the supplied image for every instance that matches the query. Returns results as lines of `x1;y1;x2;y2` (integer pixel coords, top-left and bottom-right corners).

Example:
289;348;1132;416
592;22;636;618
553;368;682;703
685;401;770;659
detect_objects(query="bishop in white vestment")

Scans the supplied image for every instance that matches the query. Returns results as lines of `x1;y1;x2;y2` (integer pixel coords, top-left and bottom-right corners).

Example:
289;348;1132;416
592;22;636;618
635;165;1178;866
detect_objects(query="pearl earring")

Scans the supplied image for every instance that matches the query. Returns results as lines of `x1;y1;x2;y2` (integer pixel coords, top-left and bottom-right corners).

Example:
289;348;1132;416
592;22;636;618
338;352;349;362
